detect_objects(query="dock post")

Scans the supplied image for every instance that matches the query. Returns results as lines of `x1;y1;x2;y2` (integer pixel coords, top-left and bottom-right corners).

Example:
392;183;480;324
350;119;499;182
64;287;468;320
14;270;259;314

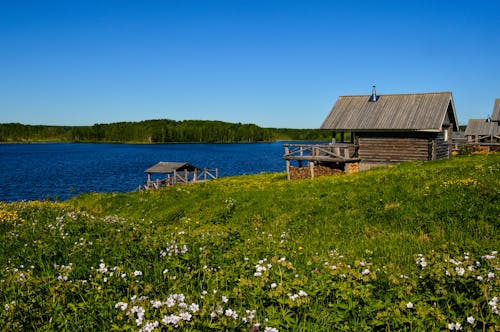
286;160;291;180
309;161;315;179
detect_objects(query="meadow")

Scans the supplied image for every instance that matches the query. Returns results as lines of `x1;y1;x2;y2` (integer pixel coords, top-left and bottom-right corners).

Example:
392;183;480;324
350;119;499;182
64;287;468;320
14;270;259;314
1;154;499;331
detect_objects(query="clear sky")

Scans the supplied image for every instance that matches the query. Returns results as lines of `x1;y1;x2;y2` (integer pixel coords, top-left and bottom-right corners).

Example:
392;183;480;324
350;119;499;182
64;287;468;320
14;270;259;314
1;0;499;128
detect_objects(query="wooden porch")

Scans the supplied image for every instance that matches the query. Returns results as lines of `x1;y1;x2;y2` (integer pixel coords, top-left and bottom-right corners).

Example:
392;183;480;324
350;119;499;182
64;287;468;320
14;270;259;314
282;143;360;179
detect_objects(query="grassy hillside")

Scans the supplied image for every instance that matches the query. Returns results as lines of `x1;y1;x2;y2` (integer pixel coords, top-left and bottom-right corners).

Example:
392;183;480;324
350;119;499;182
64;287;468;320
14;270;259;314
1;155;499;330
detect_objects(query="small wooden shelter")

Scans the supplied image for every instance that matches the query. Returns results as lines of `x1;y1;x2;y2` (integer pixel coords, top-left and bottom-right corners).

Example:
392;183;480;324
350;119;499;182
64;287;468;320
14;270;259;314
141;162;218;190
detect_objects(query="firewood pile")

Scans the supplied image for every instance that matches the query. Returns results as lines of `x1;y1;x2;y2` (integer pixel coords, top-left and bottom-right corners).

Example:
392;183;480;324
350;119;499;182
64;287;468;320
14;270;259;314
289;165;343;180
347;162;359;173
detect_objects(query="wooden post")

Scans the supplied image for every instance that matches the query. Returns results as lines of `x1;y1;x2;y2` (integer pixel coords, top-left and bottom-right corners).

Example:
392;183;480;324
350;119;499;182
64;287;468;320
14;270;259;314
184;169;188;183
147;173;151;187
193;170;197;182
286;160;291;180
173;170;177;185
309;161;315;179
215;168;218;179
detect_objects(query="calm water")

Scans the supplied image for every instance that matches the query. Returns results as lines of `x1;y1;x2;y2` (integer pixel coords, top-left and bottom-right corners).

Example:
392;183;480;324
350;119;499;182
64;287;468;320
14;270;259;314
0;142;303;202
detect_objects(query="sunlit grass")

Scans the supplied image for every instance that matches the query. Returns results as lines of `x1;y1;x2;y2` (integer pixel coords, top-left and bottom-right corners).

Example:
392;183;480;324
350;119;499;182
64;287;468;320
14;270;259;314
1;154;499;330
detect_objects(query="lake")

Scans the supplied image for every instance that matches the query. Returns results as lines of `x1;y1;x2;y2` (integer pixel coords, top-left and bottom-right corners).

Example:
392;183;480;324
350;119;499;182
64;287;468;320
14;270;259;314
0;142;307;202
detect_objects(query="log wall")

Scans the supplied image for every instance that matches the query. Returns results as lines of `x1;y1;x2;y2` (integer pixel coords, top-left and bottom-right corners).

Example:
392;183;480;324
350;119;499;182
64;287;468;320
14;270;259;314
434;131;451;159
357;136;431;162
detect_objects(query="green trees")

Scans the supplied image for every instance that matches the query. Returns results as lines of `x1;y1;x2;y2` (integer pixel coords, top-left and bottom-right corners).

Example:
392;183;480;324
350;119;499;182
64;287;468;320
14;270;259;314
0;120;330;143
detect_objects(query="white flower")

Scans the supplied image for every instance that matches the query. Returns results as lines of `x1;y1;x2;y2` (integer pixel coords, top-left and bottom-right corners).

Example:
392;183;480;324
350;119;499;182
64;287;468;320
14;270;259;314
406;302;413;309
225;308;238;319
456;267;465;276
448;322;462;330
222;295;228;303
189;303;199;313
298;290;308;297
162;314;180;325
97;263;108;274
264;327;279;332
361;269;370;275
487;272;495;279
270;283;277;289
4;304;9;311
134;270;143;277
179;311;192;321
467;316;475;324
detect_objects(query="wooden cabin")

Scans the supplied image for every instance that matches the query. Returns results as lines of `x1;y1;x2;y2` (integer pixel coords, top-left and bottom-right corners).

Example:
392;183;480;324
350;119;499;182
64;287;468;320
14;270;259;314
464;120;500;144
320;89;459;170
141;162;218;190
464;99;500;147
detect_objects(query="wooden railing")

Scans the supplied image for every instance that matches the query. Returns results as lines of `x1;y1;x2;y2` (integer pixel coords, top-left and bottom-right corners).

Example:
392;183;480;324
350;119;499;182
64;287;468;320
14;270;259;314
139;168;218;190
282;143;358;161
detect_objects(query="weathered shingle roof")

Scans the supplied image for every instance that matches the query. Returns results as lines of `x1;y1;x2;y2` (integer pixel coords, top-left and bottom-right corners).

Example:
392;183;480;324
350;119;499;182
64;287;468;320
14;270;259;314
320;92;458;132
492;98;500;122
464;119;500;136
145;162;198;174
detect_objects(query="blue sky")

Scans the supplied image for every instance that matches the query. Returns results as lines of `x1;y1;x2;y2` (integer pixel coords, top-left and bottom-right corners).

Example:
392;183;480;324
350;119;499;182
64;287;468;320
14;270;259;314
1;0;499;128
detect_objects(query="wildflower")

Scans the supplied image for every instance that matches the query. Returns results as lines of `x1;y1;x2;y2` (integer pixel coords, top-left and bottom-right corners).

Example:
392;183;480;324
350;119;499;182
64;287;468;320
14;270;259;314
270;282;277;289
264;328;279;332
467;316;475;324
298;290;308;297
151;300;163;308
456;267;465;276
222;296;228;303
179;311;192;321
447;322;462;330
406;302;413;309
139;320;159;332
189;303;199;313
487;272;495;279
134;270;143;277
489;296;499;315
225;308;238;319
361;268;370;275
115;302;128;311
162;314;180;325
4;304;9;311
97;263;108;274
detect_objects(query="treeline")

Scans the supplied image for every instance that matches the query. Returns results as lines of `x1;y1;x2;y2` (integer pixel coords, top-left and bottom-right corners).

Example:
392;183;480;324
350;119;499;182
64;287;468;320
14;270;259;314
0;119;331;143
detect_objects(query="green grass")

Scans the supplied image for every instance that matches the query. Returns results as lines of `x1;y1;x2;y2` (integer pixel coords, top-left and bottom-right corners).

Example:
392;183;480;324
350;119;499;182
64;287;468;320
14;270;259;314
1;154;499;331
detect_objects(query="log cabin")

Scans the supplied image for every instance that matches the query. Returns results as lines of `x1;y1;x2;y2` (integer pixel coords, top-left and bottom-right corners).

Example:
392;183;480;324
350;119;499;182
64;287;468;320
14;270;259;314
464;98;500;145
320;88;459;170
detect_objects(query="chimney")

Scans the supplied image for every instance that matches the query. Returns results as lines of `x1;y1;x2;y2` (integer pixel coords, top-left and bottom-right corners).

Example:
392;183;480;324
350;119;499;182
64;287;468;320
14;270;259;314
370;85;377;102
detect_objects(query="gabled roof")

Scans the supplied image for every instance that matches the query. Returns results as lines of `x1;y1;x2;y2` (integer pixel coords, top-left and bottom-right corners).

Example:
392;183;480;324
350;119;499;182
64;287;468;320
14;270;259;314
145;162;198;174
320;92;458;132
464;119;500;136
492;98;500;122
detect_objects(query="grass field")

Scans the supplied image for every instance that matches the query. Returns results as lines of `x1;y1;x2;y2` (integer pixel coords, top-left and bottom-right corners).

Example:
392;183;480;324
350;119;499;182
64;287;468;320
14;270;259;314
1;154;499;331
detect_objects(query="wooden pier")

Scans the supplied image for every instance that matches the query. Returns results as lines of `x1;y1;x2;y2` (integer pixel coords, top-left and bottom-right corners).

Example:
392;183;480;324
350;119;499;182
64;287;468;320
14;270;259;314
283;143;360;179
139;162;218;190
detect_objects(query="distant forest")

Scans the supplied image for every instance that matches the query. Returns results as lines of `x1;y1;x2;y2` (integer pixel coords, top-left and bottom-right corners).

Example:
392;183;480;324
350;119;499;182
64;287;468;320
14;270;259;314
0;119;332;143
